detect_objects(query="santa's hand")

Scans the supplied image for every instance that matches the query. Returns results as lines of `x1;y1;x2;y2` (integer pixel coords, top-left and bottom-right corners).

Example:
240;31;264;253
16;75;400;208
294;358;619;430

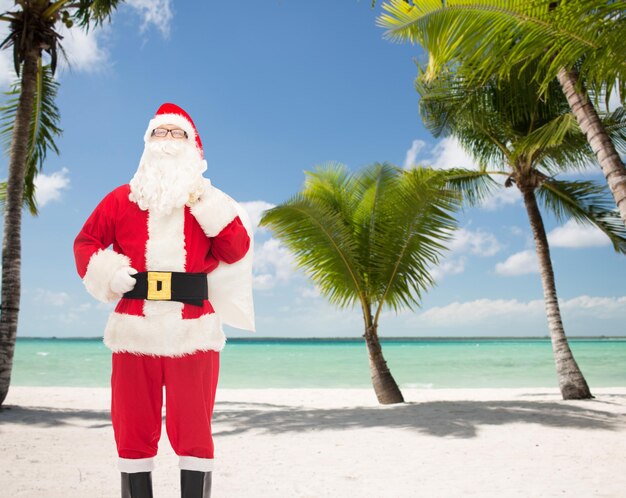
110;267;138;295
189;178;239;238
186;178;210;207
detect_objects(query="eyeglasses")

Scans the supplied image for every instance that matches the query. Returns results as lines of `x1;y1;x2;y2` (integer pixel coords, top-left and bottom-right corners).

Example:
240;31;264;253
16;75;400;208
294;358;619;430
151;128;188;139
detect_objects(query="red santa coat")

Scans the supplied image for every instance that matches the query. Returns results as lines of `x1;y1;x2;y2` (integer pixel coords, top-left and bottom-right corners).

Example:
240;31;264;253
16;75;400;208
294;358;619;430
74;179;255;357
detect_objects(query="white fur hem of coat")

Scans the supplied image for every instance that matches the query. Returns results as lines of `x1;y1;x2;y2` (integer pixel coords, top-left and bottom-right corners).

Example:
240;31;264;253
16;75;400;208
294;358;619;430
83;249;132;303
189;179;239;237
103;310;226;357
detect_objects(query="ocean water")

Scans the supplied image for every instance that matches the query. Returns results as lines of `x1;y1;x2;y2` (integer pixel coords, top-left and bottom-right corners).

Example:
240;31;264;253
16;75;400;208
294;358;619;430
10;337;626;389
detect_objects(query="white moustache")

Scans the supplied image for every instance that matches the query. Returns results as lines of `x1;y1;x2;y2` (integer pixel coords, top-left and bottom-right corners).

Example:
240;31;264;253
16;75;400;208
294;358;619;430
145;139;190;157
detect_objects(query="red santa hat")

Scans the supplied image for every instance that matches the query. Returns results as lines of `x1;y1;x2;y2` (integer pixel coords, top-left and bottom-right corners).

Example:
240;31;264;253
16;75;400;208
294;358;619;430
143;102;204;159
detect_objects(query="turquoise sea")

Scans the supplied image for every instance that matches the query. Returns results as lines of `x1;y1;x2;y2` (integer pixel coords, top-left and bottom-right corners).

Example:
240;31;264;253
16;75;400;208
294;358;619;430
11;337;626;389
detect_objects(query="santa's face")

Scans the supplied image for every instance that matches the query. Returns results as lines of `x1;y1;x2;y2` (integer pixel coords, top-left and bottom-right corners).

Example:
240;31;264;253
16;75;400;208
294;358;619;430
129;125;207;217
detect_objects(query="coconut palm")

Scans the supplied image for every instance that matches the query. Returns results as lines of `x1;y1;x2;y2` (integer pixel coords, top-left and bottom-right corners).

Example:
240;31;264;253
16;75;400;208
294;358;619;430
377;0;626;226
0;1;122;408
411;60;626;400
259;162;462;404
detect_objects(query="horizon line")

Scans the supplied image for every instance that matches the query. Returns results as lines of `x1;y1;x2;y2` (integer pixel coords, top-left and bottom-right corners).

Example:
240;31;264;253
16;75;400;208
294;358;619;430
16;335;626;340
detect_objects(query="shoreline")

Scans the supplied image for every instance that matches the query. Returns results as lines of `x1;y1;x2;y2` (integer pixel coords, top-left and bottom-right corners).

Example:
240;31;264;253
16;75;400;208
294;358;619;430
2;386;625;497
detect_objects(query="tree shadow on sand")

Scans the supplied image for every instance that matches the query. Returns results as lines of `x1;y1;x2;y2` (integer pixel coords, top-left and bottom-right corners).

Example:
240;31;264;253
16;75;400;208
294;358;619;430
1;393;625;439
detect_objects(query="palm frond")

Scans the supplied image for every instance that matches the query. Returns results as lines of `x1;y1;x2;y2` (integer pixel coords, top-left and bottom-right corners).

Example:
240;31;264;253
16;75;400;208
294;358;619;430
71;0;123;30
598;106;626;156
258;190;367;310
259;162;464;321
0;61;63;215
436;167;503;208
377;0;626;97
527;104;626;175
301;161;359;223
352;162;405;297
536;178;626;254
371;166;461;321
415;54;612;180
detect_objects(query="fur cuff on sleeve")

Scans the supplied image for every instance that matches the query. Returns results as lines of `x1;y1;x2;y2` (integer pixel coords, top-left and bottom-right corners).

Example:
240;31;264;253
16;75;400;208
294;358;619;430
83;249;132;303
189;180;239;238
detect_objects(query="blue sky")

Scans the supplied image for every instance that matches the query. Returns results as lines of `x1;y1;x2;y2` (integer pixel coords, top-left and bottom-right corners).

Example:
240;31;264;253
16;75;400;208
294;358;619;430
1;0;624;339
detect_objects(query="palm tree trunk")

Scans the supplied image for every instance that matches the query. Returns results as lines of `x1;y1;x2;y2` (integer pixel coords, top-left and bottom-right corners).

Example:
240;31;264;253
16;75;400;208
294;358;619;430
520;185;593;400
362;304;404;404
0;49;40;408
556;67;626;226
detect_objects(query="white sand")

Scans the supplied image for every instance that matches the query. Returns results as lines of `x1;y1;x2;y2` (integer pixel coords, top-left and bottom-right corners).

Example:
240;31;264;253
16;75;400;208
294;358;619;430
1;386;625;497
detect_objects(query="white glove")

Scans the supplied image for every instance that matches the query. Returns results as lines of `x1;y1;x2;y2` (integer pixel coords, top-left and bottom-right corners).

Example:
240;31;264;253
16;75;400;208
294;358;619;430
186;178;210;207
110;266;138;295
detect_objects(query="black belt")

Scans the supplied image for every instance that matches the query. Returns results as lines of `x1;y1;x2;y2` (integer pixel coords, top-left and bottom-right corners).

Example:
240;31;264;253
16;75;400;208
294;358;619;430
123;271;208;306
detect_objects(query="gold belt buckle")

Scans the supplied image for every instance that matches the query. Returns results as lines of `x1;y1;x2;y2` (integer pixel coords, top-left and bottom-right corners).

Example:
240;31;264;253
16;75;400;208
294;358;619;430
147;271;172;300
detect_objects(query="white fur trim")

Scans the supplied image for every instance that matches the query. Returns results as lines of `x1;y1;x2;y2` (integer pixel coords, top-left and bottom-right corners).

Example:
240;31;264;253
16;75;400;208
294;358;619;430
118;457;155;473
144;113;197;146
207;199;256;331
83;249;132;303
103;311;226;357
190;179;239;237
179;456;214;472
144;206;186;321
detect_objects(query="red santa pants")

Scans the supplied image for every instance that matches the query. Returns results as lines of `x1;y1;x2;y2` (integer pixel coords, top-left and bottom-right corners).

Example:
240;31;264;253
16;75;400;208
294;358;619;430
110;349;220;473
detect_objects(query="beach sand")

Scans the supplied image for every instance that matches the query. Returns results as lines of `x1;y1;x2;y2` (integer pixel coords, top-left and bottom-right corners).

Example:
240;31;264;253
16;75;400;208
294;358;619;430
1;386;625;497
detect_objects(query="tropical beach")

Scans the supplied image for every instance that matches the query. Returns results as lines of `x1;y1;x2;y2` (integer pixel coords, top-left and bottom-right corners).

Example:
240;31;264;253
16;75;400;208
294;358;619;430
1;1;626;498
3;338;626;496
3;385;626;497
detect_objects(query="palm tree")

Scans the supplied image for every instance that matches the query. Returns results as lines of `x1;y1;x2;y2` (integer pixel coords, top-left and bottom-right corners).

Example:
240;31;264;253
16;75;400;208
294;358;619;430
376;0;626;226
259;162;462;404
0;1;122;408
411;61;626;400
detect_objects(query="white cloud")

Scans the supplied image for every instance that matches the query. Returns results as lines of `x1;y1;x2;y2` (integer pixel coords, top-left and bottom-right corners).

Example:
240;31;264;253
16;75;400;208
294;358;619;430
299;284;322;298
34;289;71;306
403;139;427;169
0;1;174;88
125;0;174;38
252;237;297;290
55;24;110;74
0;49;14;86
240;200;299;290
561;295;626;316
419;298;544;325
494;249;538;276
415;136;477;171
547;219;610;248
508;225;525;236
479;181;521;210
430;258;465;281
240;200;276;234
416;295;626;326
430;227;502;280
34;167;70;207
403;136;522;210
54;1;174;74
447;227;502;256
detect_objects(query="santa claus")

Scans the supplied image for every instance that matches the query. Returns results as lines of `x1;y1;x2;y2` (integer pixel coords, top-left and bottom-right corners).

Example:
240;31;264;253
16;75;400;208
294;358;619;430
73;102;254;498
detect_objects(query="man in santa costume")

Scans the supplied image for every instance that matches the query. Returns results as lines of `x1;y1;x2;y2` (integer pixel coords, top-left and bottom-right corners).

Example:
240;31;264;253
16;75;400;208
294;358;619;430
73;102;255;498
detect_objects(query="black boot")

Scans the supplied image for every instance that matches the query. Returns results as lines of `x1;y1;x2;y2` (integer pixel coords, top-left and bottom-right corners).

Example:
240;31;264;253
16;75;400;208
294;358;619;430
181;469;212;498
121;471;154;498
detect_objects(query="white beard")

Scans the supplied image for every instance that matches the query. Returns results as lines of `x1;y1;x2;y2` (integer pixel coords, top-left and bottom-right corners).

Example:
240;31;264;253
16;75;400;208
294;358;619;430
129;139;207;217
